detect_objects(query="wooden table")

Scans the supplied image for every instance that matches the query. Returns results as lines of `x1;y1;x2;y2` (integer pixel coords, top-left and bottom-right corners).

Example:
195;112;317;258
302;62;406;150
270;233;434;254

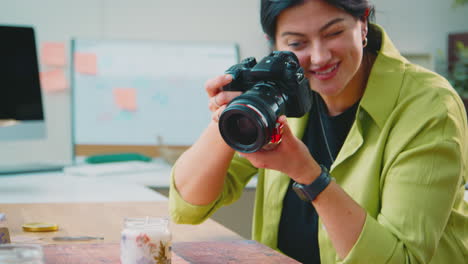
0;201;242;244
1;201;300;263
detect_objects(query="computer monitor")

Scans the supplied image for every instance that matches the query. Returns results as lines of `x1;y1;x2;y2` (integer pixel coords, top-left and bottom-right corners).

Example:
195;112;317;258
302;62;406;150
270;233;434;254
0;25;71;174
0;25;46;141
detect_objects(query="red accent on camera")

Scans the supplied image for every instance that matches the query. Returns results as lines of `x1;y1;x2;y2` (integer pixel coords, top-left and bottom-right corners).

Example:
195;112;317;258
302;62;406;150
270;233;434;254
271;122;284;143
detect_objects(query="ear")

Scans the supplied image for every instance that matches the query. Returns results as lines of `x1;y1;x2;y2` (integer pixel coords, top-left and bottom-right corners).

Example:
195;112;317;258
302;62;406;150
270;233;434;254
360;19;368;39
360;8;370;37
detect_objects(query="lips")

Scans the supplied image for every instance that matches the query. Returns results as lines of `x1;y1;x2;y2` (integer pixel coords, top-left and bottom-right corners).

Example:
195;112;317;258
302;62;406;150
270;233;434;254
310;62;340;81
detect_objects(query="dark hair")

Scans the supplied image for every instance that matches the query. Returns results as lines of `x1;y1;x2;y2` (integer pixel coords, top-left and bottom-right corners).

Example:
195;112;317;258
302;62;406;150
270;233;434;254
260;0;380;53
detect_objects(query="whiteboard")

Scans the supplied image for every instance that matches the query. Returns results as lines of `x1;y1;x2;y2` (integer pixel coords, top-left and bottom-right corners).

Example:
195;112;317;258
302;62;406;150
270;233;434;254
71;39;238;146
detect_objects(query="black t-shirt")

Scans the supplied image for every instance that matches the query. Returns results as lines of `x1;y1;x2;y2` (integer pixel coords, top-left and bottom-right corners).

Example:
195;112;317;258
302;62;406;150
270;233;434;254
277;93;359;264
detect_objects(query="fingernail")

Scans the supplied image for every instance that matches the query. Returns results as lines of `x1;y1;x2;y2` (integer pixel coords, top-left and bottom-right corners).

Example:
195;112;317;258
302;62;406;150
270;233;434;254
225;74;232;81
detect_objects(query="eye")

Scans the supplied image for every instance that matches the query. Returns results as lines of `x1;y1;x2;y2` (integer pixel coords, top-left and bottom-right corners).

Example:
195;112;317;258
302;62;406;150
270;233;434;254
326;30;343;37
287;41;305;49
288;42;300;47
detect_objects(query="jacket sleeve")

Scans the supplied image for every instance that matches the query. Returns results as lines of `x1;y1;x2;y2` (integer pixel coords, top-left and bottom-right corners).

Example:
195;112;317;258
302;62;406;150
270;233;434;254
169;153;258;225
341;98;466;263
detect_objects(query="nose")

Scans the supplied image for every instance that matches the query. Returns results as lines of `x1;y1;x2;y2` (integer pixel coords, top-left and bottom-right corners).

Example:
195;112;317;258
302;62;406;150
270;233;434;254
309;41;331;67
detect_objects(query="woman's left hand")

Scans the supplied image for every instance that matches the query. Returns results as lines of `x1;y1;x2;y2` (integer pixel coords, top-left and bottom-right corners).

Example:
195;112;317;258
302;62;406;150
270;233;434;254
241;115;322;185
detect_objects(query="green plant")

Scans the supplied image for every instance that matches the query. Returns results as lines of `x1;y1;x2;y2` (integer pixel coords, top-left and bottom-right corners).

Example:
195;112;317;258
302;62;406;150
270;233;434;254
450;42;468;97
453;0;468;7
436;41;468;98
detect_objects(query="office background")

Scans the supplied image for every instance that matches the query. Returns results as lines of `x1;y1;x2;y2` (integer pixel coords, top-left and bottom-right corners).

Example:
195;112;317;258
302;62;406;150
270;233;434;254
0;0;467;163
1;0;467;238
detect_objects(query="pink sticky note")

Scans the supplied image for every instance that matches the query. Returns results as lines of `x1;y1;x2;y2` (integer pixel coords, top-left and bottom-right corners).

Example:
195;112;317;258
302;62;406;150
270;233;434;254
41;42;66;67
74;52;97;75
113;88;137;111
40;69;68;93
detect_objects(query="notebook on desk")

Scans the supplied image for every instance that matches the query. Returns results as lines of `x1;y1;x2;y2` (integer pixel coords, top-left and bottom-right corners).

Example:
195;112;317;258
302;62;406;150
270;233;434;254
63;161;165;177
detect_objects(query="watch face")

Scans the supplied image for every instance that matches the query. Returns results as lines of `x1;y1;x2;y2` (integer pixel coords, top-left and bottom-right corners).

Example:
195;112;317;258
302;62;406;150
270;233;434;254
291;165;332;203
292;182;312;202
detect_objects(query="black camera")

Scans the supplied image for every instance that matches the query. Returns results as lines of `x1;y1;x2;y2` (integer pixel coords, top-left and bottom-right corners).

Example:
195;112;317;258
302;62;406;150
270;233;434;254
218;51;313;153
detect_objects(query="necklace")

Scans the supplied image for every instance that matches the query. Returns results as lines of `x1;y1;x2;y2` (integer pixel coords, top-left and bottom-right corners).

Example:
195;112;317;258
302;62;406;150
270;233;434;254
315;94;335;164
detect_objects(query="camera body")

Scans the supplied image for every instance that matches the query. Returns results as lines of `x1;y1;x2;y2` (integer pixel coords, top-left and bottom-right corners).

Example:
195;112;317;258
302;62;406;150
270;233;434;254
222;51;311;117
219;51;312;153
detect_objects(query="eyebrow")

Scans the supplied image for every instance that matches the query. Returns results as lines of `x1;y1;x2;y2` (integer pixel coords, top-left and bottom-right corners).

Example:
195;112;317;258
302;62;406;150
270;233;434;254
319;18;345;32
280;17;345;37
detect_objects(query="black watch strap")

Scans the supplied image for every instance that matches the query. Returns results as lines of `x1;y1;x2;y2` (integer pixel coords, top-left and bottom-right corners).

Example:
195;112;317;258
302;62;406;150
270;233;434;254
292;165;332;202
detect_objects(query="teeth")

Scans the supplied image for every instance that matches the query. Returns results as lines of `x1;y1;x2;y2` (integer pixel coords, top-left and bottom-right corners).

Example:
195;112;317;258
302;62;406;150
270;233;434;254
315;64;338;75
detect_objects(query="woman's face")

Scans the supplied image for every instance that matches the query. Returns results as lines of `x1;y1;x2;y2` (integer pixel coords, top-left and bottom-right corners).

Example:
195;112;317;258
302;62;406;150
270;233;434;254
275;0;367;99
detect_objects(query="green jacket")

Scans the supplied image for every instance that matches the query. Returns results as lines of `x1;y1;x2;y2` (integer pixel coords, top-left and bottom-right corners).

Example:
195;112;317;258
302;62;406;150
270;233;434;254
170;25;468;263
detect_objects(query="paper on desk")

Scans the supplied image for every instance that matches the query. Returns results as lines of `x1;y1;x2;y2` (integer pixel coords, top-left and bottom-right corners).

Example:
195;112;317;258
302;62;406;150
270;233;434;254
63;161;164;177
11;235;43;244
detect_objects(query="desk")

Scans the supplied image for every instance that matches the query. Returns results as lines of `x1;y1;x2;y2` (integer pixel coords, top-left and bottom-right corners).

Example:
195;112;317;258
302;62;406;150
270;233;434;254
66;157;258;188
0;201;241;243
0;171;167;203
1;202;302;263
0;161;257;240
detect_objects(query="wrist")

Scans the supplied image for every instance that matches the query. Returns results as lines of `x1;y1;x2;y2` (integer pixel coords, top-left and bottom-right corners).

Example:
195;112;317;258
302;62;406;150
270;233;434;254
293;162;322;185
292;164;333;203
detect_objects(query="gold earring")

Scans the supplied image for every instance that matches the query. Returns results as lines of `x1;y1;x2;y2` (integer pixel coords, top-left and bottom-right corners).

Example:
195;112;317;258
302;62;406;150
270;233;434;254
362;37;368;48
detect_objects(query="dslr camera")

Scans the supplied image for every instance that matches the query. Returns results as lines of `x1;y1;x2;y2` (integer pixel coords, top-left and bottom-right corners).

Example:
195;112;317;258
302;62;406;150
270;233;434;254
219;51;313;153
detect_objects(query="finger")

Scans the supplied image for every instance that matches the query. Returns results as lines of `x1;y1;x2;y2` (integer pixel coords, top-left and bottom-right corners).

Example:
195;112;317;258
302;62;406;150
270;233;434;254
215;91;242;106
208;96;221;112
277;115;292;139
211;105;226;123
205;74;233;97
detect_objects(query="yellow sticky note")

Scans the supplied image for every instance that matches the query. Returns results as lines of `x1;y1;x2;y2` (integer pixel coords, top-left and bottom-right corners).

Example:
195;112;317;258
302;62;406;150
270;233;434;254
40;69;68;93
113;88;137;111
41;42;66;67
74;52;97;75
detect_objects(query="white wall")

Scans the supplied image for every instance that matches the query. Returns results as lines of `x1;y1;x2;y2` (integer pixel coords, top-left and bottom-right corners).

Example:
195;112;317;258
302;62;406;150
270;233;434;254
0;0;466;163
372;0;468;68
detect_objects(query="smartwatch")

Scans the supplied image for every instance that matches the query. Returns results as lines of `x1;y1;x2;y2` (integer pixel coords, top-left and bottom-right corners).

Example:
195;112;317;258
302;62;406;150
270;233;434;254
292;164;332;202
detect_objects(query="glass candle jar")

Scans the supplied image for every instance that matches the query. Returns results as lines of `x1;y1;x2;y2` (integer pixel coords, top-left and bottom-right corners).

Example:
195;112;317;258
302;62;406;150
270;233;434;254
0;244;44;264
120;217;171;264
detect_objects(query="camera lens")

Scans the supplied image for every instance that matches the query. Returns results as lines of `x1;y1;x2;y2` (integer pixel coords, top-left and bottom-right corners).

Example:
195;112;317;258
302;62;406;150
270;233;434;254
225;114;258;146
219;83;285;153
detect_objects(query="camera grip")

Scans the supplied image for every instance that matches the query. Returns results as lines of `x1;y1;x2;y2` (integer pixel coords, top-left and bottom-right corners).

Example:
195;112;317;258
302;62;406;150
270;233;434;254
221;78;238;92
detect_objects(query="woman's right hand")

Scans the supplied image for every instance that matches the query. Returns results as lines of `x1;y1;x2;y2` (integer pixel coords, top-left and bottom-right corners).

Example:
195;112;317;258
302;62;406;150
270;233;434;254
174;74;240;206
205;74;242;122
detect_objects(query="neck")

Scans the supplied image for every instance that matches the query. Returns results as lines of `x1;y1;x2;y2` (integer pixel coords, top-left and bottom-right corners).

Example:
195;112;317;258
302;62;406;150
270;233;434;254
322;52;374;116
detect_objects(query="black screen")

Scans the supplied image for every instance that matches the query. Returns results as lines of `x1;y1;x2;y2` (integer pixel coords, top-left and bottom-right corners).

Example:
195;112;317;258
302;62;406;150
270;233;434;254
0;25;44;120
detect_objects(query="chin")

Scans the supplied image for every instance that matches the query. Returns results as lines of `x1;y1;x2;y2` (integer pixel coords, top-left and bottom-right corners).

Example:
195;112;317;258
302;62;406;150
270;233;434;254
309;81;343;97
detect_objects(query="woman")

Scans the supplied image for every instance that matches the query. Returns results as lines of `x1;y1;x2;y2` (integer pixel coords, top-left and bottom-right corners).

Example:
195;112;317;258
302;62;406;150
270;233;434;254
169;0;468;263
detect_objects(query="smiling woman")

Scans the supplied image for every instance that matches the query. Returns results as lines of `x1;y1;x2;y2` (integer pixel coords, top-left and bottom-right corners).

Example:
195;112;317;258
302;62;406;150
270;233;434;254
263;0;378;116
169;1;468;263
